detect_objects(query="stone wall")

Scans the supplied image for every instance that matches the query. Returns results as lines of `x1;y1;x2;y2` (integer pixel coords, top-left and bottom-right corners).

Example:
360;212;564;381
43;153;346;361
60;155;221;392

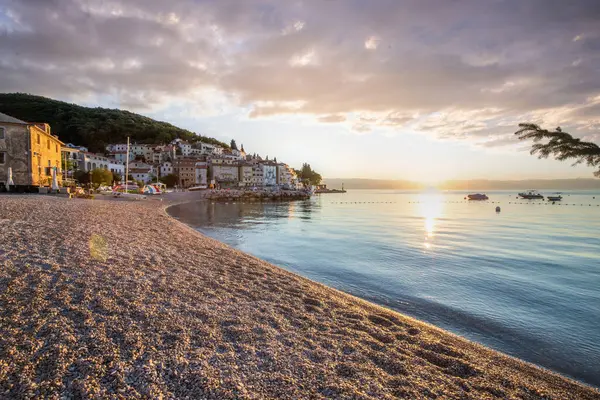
0;123;31;186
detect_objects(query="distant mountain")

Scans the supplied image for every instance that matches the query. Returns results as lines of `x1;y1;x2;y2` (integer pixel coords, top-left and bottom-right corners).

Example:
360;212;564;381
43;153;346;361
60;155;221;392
0;93;229;153
323;178;600;190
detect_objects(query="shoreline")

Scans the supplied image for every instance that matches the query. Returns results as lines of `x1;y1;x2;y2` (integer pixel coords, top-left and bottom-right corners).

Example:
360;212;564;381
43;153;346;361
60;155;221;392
1;194;598;399
165;194;600;389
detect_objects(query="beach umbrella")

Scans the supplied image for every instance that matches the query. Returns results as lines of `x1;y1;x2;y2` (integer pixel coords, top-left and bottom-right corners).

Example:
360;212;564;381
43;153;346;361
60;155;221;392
51;167;60;191
7;167;14;187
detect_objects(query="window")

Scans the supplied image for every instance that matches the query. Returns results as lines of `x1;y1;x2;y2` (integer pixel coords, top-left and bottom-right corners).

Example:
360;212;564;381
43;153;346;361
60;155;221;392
56;144;58;152
37;134;40;144
47;139;50;149
0;127;4;139
0;152;5;164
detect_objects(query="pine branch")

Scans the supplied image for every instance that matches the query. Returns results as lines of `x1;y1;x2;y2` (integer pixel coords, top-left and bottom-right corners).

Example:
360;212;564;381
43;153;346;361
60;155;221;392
515;123;600;177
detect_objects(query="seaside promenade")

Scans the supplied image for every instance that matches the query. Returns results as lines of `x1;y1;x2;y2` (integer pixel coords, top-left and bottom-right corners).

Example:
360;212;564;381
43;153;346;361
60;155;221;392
0;194;598;399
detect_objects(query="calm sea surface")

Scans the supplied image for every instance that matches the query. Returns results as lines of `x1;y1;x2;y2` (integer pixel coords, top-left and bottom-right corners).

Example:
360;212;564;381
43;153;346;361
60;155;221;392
168;190;600;387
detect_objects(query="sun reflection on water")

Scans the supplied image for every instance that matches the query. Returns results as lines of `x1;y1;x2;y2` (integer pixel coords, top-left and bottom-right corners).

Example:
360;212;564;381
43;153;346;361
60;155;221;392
418;191;444;249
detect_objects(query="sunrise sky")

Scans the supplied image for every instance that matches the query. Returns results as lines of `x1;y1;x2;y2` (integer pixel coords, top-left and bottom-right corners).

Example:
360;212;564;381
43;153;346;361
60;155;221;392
1;0;599;182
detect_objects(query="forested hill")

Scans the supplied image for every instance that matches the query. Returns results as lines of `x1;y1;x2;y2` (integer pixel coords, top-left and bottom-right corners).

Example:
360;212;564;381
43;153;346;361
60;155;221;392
0;93;228;153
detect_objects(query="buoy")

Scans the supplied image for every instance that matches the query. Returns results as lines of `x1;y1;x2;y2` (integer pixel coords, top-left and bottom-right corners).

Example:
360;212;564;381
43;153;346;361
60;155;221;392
495;206;501;213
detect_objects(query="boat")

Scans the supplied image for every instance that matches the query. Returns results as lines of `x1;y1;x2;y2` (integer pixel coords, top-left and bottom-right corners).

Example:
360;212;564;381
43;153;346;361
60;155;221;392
467;193;489;200
547;193;563;202
188;184;208;191
518;190;544;199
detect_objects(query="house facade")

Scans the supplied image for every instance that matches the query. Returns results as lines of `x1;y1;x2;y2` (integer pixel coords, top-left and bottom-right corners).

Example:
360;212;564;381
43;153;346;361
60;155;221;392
160;161;174;176
262;163;278;186
238;164;253;187
1;112;63;189
77;153;125;175
173;158;197;187
211;164;239;186
195;162;208;186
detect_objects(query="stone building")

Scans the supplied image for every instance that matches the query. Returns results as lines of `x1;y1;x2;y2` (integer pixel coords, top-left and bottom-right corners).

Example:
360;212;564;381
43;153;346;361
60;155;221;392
173;158;198;188
0;112;63;189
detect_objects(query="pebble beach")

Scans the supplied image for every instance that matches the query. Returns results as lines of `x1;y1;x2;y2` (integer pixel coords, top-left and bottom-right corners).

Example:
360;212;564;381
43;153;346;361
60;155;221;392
0;195;599;399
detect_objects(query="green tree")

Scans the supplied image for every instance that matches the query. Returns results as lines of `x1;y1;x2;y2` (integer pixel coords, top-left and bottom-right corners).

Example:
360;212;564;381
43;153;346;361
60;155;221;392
113;172;123;183
230;139;238;150
160;173;178;187
61;158;76;175
75;170;90;185
515;123;600;177
296;163;322;186
91;168;113;188
310;171;322;186
75;168;113;188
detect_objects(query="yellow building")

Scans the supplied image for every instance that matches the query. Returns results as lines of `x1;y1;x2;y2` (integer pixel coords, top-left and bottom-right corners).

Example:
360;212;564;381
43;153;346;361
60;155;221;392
0;112;64;189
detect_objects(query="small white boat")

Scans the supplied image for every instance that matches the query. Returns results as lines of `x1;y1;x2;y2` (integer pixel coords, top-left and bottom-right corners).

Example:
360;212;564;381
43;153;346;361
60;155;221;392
518;190;544;199
188;185;208;191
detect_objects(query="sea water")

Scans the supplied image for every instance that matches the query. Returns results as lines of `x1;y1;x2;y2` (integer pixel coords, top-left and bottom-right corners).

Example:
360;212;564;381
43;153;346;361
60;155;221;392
168;190;600;387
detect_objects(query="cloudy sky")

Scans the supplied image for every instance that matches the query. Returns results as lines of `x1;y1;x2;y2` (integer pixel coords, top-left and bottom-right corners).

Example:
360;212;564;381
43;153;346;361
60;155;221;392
2;0;600;182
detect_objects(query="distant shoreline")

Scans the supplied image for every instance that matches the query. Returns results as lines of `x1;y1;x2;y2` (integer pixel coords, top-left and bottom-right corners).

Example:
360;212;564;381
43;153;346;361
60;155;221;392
323;178;600;191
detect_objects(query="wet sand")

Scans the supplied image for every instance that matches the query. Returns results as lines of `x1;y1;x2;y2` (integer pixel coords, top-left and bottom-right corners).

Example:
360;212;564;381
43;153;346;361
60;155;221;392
0;195;598;399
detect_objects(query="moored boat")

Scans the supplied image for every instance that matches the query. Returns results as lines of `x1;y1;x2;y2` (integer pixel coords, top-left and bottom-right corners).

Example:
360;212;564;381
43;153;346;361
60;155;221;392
467;193;489;200
188;185;208;191
547;193;563;201
518;190;544;199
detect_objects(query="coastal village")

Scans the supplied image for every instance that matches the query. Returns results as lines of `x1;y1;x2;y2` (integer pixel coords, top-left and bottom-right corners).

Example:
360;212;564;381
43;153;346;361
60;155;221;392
0;111;305;194
2;116;600;399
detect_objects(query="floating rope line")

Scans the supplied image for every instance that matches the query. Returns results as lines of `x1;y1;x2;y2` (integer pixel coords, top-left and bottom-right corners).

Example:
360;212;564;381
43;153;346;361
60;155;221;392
329;200;600;206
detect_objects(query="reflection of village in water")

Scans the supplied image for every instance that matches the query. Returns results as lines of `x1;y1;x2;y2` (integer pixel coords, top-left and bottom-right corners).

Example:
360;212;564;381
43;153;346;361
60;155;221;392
170;199;317;231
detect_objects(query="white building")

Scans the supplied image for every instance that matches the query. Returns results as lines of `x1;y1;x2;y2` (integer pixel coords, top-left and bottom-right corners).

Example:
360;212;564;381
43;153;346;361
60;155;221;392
129;144;155;161
76;152;125;176
108;160;125;176
192;142;225;156
277;163;294;188
128;162;154;183
170;139;193;157
160;161;174;176
130;168;152;183
210;155;237;166
106;143;128;153
110;151;135;163
179;142;192;157
251;164;264;187
195;162;208;186
262;163;277;186
238;164;253;187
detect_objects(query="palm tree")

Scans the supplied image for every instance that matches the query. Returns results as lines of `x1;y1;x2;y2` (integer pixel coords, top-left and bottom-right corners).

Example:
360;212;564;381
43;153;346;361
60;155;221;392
515;123;600;177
